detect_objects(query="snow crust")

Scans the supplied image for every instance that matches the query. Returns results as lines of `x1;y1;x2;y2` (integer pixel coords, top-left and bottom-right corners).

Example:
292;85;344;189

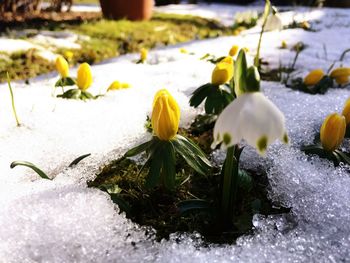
0;4;350;262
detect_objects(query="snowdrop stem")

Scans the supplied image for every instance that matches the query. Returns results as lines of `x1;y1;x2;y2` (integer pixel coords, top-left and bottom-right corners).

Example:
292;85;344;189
6;72;20;127
254;0;271;68
221;145;240;226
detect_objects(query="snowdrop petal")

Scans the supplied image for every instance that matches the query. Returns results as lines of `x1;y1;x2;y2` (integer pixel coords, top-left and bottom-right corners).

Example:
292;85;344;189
212;92;287;155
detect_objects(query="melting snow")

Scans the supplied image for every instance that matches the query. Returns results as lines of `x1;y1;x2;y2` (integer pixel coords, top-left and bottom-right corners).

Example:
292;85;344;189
0;3;350;262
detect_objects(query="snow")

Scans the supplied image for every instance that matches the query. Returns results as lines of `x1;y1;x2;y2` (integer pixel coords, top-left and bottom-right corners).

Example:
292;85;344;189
0;3;350;262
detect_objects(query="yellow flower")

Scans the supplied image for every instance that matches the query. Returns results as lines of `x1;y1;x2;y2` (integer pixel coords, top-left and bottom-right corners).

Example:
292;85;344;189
281;40;287;49
330;67;350;85
301;21;310;30
107;81;130;91
320;113;346;152
229;45;239;57
180;48;188;54
211;56;234;85
151;89;180;141
55;55;69;78
77;63;92;91
140;48;148;62
342;98;350;125
303;69;325;86
63;50;74;61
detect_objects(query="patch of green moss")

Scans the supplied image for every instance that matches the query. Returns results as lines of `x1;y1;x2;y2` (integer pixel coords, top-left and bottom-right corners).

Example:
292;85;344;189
1;13;231;83
0;49;55;83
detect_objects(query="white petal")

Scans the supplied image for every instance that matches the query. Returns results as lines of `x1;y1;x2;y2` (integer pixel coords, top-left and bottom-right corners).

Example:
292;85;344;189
212;92;286;154
265;14;283;31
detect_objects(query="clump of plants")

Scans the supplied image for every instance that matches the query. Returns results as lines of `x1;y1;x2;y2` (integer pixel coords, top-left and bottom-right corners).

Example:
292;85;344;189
89;49;291;243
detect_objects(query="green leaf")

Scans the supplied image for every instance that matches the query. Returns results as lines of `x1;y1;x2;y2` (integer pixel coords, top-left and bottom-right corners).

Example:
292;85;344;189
57;88;81;99
246;66;261;92
177;199;211;215
189;83;214;108
204;86;234;115
312;76;333;94
109;194;131;215
10;161;51;180
162;142;176;190
81;91;96;100
172;135;212;175
69;153;91;167
99;183;122;194
55;77;76;87
145;143;163;189
234;49;248;95
124;139;154;157
334;150;350;165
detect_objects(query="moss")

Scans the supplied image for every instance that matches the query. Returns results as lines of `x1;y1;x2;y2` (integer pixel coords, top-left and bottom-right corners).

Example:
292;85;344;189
1;13;231;83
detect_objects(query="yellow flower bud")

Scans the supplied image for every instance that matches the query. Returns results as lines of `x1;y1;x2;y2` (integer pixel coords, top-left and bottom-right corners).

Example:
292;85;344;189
301;21;310;30
320;113;346;152
281;40;287;49
342;98;350;125
229;45;239;57
330;67;350;85
140;48;148;62
108;81;130;91
151;89;180;141
303;69;325;86
77;63;92;91
211;56;234;85
63;50;74;61
55;55;69;78
180;48;188;54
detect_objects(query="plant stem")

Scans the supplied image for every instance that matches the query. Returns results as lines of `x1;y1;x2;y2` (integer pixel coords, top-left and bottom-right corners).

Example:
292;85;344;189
254;0;271;68
6;72;21;127
221;145;239;226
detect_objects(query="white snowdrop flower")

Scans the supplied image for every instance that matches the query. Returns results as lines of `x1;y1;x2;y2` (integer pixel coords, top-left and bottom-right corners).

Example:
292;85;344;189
212;92;288;155
264;13;283;31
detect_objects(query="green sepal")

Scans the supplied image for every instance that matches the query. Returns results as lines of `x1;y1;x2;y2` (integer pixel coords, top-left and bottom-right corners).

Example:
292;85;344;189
189;83;213;108
234;49;248;96
287;76;333;95
334;150;350;165
145;142;163;189
190;83;234;115
57;89;97;100
172;134;212;175
301;144;350;166
162;142;176;190
55;77;76;87
69;153;91;167
177;199;212;215
313;76;333;94
57;88;81;99
124;139;154;157
245;66;260;92
10;161;51;180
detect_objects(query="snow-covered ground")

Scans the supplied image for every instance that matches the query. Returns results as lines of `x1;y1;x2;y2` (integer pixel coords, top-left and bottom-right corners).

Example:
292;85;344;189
0;4;350;262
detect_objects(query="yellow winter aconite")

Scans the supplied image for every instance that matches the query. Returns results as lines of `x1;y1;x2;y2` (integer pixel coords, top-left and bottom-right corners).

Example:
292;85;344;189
320;113;346;152
55;56;69;78
229;45;239;56
107;81;130;91
151;89;180;141
330;67;350;85
77;63;92;91
211;56;234;85
303;69;325;86
281;40;287;49
140;48;148;62
342;98;350;125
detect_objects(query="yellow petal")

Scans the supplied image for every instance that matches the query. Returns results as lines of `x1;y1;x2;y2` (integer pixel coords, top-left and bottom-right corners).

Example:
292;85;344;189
77;63;92;91
151;89;180;141
55;56;69;78
303;69;325;86
211;56;234;85
320;113;346;152
140;48;148;62
108;81;122;91
342;98;350;125
229;45;239;57
330;67;350;85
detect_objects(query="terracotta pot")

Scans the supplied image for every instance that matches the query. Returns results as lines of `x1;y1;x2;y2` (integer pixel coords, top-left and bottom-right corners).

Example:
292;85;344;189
324;0;350;7
99;0;154;21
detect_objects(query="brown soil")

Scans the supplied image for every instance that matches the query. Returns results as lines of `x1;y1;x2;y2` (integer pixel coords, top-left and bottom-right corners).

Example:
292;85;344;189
0;11;102;30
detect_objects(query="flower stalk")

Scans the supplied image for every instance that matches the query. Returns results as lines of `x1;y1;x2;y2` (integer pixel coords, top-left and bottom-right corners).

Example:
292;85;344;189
6;72;20;127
